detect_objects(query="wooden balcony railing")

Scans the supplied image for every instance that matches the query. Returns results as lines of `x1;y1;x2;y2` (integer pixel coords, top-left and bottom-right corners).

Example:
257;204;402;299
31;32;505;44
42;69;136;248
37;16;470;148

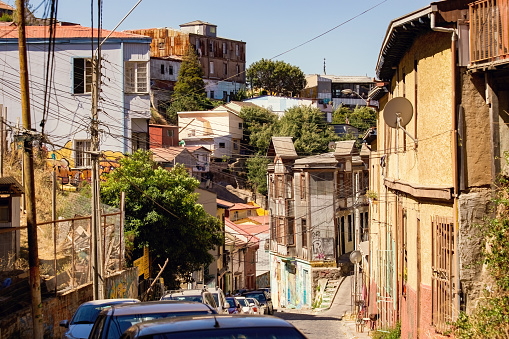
470;0;509;65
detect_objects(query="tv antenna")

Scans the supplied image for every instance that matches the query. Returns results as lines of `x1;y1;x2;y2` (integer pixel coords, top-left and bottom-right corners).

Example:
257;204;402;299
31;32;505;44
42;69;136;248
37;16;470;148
383;97;418;147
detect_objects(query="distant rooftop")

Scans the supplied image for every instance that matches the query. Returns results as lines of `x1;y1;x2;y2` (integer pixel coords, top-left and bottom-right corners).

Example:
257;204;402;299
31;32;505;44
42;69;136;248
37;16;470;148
320;75;373;83
180;20;216;27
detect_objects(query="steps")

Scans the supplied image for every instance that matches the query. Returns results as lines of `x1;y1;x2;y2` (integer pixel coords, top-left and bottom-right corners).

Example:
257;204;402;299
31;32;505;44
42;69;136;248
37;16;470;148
313;278;342;311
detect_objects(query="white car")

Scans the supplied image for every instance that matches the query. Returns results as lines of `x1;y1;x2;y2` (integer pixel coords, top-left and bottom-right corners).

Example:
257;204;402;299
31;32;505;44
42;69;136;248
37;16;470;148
235;296;254;314
246;297;264;315
207;287;230;314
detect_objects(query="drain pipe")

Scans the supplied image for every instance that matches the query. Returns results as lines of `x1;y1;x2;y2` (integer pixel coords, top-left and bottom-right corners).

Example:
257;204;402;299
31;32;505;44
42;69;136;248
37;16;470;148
431;5;461;322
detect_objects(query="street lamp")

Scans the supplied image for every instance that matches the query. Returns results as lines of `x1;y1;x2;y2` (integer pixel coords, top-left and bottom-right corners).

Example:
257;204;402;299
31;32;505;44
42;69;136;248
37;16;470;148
341;88;368;105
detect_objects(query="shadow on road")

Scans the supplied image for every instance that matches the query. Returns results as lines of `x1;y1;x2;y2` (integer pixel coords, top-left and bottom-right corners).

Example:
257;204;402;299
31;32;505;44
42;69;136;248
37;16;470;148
274;311;342;322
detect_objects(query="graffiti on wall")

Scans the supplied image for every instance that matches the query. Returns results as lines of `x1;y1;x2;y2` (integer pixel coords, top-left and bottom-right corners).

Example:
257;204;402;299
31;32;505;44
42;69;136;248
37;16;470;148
312;231;324;260
47;141;123;188
106;268;139;299
256;271;270;289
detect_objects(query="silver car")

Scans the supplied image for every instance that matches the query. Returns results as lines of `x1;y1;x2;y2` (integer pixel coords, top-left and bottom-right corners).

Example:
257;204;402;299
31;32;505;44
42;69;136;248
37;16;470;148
59;298;139;339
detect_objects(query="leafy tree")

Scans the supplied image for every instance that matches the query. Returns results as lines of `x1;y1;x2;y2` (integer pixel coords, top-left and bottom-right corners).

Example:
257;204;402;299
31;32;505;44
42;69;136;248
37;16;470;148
332;105;377;135
246;156;270;195
240;106;279;154
247;59;306;97
174;45;206;97
165;95;215;125
278;106;337;155
100;150;223;288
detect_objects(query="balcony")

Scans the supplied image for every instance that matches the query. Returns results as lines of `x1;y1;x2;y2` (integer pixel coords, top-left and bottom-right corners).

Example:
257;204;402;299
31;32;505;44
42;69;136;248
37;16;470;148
469;0;509;66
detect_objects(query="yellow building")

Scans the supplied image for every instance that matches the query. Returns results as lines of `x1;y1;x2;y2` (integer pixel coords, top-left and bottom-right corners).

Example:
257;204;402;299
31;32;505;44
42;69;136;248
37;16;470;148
366;1;509;338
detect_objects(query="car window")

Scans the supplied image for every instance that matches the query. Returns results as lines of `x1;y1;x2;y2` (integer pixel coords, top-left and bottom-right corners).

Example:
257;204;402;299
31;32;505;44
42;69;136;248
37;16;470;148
244;293;266;303
71;304;110;324
204;294;217;308
237;298;248;307
89;314;107;339
170;296;203;303
149;327;306;339
106;311;213;338
211;293;219;306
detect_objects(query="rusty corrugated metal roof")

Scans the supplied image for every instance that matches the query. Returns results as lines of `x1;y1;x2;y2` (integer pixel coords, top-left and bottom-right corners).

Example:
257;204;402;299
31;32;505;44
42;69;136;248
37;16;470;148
334;140;357;157
0;176;24;195
0;25;151;40
267;137;297;159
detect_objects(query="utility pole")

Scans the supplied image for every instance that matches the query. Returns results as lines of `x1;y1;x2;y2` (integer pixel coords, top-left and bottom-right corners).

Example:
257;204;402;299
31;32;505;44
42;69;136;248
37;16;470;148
16;0;43;337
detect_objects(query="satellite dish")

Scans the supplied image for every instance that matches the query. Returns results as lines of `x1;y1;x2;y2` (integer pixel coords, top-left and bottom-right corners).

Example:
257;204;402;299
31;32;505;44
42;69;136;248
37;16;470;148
383;97;418;147
384;97;413;128
349;250;362;264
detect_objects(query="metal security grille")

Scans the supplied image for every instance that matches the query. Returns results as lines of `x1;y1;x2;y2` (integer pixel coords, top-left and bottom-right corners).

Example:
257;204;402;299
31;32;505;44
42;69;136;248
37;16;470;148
376;249;395;331
431;216;455;333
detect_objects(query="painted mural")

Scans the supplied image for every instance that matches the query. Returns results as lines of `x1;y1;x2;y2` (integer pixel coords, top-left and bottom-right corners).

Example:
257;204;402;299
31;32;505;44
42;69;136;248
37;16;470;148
47;141;124;188
106;268;139;299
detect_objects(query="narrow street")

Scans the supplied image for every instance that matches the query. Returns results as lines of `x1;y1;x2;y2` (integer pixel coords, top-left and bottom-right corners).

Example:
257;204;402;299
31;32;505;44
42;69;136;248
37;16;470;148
274;276;370;339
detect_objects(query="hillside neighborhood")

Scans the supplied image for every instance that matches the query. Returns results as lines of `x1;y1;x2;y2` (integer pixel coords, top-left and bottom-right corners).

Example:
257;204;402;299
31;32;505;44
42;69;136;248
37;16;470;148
0;0;508;338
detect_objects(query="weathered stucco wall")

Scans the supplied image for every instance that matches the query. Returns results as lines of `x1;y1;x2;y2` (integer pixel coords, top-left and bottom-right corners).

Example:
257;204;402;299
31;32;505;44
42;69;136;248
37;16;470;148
458;189;491;314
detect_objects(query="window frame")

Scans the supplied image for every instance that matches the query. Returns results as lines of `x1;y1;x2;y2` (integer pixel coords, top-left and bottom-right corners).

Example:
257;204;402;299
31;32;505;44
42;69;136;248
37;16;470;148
124;61;148;94
73;57;93;95
74;139;92;169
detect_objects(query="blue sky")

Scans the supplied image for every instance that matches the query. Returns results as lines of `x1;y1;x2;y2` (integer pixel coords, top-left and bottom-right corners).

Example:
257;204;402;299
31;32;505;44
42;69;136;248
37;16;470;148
25;0;432;78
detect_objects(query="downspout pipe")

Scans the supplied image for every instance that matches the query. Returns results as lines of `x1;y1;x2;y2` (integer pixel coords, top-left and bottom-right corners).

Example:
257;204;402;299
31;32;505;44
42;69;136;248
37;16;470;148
430;6;461;320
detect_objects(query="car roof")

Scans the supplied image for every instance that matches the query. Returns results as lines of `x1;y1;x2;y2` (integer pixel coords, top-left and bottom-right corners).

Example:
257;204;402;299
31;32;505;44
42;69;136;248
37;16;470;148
133;315;296;335
78;298;139;307
101;301;214;316
164;289;208;296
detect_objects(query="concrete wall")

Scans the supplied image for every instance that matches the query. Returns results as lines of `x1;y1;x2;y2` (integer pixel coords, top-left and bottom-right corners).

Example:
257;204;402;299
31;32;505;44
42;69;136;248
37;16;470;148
0;268;138;339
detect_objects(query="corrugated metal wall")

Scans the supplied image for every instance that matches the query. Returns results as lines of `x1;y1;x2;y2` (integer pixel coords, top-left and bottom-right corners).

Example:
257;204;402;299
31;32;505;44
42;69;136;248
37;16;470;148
123;43;150;61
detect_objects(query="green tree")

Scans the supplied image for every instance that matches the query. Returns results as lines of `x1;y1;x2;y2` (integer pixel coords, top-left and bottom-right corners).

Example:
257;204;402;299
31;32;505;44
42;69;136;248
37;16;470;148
246;156;270;195
100;150;224;288
165;95;215;125
247;59;306;97
278;106;337;155
332;105;377;135
240;106;279;154
174;45;206;97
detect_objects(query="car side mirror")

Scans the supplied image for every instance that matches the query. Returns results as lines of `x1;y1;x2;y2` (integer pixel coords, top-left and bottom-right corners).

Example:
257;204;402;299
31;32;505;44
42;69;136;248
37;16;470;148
59;320;69;328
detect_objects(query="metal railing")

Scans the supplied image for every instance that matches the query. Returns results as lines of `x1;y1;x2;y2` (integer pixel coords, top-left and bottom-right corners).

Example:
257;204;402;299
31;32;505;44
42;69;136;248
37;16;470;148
470;0;509;64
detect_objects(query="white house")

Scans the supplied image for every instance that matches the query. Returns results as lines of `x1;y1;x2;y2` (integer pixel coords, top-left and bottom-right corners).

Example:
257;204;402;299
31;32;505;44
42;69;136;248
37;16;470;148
0;24;152;170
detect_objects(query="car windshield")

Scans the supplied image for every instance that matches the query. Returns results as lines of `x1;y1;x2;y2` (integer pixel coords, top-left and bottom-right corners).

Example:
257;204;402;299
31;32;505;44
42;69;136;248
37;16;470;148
237;298;248;307
107;311;211;338
225;298;236;307
246;298;257;305
244;293;266;303
71;304;111;324
149;327;306;339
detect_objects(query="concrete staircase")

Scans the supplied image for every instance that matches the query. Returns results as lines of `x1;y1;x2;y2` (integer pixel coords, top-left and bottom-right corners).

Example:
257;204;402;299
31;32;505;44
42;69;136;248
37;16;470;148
314;278;343;311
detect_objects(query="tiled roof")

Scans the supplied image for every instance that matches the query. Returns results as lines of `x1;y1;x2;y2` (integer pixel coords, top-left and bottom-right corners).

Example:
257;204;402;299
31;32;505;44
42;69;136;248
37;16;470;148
0;1;14;11
225;218;260;245
0;25;150;40
229;203;259;211
185;146;211;153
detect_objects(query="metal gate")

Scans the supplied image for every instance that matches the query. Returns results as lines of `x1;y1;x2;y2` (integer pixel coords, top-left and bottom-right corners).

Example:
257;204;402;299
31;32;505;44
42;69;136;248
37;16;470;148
376;249;395;331
431;216;455;333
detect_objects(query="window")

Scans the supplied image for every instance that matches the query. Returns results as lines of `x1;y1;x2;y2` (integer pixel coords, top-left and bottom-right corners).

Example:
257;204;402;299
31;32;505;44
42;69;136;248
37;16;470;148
300;173;306;200
238;122;243;129
210;90;214;99
223;63;228;75
125;62;148;93
432;216;455;333
236;64;240;74
75;140;91;168
338;173;345;198
219;142;225;148
345;172;352;197
188;129;196;137
223;42;227;54
132;132;147;151
235;44;239;56
223;91;228;100
209;61;214;74
160;64;165;74
169;65;173;75
0;199;10;222
233;140;238;150
302;219;307;248
277;218;284;244
276;175;283;198
73;58;92;94
158;42;164;49
347;214;352;242
286;218;295;246
233;211;238;220
209;41;214;53
166;129;173;137
247;210;251;217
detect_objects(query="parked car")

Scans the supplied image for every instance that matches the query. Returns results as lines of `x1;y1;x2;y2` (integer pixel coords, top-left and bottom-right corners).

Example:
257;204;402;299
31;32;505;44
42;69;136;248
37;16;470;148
246;297;264;315
120;315;307;339
59;298;139;339
206;287;230;314
242;290;274;315
160;289;217;310
88;300;217;339
235;296;254;314
225;297;241;314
